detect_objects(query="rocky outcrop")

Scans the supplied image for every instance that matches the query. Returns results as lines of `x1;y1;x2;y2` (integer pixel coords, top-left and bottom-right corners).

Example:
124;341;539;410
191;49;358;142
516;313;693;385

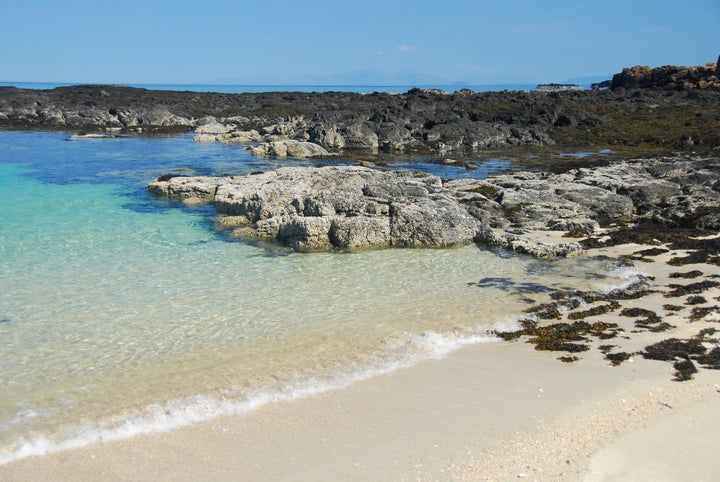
147;157;720;256
151;167;482;250
5;61;719;156
249;140;329;158
611;60;720;90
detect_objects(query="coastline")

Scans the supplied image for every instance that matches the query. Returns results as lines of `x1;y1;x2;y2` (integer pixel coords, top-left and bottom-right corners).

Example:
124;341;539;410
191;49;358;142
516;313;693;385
2;240;719;481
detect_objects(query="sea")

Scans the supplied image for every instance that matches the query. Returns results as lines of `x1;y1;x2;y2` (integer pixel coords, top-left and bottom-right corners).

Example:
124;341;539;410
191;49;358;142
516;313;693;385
0;90;627;465
0;82;550;94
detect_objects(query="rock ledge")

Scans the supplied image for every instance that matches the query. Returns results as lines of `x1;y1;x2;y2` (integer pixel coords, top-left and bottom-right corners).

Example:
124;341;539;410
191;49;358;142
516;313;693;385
148;157;720;256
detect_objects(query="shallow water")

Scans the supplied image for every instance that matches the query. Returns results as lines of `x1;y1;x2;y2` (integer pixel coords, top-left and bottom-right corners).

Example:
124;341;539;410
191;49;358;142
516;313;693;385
0;131;633;464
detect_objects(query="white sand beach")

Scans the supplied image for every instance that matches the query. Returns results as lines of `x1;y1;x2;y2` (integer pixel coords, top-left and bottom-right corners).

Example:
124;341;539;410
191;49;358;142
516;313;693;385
2;241;719;481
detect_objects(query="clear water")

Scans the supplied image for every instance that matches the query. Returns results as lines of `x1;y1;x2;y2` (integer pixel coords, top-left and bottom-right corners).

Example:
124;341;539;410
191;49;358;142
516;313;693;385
0;131;632;464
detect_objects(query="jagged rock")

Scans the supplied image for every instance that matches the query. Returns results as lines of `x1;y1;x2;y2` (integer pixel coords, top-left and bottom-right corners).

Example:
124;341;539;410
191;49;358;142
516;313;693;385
218;129;263;144
148;157;720;255
611;62;720;90
249;140;329;158
389;196;481;247
151;166;485;250
147;175;222;201
476;228;584;258
329;217;391;249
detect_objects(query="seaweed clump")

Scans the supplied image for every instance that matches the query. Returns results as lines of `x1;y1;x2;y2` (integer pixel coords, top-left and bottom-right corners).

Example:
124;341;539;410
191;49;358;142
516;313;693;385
689;306;720;322
673;359;698;381
694;347;720;370
497;318;623;353
625;247;669;263
667;236;720;266
641;338;706;361
640;337;716;381
664;280;720;298
558;355;580;363
567;301;621;320
619;307;673;332
606;351;633;366
669;270;704;279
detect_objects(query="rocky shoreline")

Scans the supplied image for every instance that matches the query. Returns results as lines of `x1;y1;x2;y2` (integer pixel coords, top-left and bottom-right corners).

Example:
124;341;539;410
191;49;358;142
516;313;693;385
148;156;720;257
2;61;719;160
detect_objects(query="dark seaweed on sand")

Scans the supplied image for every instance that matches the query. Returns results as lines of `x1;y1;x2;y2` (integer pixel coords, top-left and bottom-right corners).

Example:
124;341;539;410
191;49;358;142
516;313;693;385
669;270;704;279
605;352;632;366
641;338;706;361
665;280;720;298
673;359;698;381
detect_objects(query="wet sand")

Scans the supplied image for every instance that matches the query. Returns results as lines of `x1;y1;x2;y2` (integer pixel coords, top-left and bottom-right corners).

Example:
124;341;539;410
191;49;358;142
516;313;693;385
2;241;719;481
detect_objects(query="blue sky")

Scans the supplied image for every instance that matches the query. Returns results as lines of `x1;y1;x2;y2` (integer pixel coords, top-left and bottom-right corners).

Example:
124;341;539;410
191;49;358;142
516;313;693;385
0;0;717;85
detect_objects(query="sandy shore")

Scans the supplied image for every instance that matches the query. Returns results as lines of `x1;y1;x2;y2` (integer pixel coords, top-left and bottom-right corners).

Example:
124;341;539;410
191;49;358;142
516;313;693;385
2;240;719;481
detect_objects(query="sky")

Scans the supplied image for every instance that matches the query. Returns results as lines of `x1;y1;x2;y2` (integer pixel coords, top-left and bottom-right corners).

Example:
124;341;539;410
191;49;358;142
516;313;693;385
0;0;718;85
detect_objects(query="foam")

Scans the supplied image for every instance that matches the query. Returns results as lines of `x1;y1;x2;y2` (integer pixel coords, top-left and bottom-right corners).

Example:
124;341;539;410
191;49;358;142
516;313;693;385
0;326;500;466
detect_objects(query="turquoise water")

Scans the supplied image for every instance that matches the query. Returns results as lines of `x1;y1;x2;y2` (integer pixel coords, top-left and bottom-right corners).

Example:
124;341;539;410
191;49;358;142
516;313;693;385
0;131;633;464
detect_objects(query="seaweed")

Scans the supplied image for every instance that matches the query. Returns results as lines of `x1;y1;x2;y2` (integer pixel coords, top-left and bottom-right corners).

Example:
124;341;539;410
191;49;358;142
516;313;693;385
525;320;622;352
590;321;623;339
664;280;720;298
605;351;632;366
598;344;616;354
695;328;717;341
156;173;188;182
663;304;684;312
633;247;670;257
693;347;720;369
669;270;704;279
641;338;706;361
667;236;720;266
558;355;580;363
645;322;675;333
494;330;523;341
526;302;564;320
685;295;707;305
673;359;698;381
619;307;668;331
533;339;590;353
689;306;720;322
567;301;621;320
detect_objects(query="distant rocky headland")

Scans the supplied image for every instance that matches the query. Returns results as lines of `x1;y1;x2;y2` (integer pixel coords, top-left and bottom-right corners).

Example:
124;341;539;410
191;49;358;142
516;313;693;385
1;60;719;160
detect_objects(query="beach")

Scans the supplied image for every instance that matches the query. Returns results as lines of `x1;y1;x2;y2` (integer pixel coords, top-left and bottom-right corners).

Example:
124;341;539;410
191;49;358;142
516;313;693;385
2;239;719;481
1;2;718;478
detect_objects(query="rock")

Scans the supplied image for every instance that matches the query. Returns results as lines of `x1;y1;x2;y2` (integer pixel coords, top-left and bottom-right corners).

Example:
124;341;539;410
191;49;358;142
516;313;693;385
389;196;480;247
3;67;720;154
476;228;584;258
219;129;263;144
329;217;391;249
150;166;487;250
193;119;237;142
249;140;329;158
611;62;720;90
148;157;719;255
195;120;233;135
193;133;220;143
277;215;334;249
67;133;122;140
147;175;222;201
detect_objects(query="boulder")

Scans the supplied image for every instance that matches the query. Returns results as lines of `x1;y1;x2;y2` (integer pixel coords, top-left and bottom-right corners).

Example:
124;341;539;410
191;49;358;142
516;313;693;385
249;140;329;158
147;175;222;201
